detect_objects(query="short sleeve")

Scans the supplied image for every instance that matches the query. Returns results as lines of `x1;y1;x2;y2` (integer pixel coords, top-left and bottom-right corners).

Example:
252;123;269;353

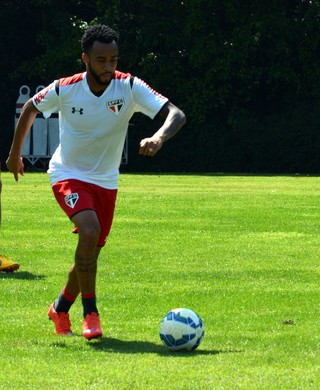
132;77;168;119
32;81;60;119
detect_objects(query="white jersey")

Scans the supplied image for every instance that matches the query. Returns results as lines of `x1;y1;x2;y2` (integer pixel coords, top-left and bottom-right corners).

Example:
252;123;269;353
32;71;168;189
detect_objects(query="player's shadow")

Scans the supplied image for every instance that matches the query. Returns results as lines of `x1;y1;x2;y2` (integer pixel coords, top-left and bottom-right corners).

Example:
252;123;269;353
88;337;224;356
0;271;46;280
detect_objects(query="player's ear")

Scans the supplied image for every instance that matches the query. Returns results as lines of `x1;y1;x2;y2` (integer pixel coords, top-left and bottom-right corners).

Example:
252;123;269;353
82;52;88;65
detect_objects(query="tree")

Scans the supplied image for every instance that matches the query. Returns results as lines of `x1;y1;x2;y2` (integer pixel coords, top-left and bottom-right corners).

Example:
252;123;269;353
2;0;320;173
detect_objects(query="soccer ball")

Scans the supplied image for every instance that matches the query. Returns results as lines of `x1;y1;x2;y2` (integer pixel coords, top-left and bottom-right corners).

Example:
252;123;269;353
159;308;205;351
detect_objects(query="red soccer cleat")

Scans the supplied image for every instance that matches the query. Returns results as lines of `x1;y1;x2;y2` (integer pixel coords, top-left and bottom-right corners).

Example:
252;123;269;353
82;312;102;340
48;303;73;335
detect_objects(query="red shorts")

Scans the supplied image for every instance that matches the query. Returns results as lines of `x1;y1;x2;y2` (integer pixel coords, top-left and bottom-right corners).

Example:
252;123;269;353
52;179;117;247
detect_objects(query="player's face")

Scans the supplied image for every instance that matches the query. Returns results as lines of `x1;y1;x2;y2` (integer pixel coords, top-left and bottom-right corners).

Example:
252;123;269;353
83;40;119;87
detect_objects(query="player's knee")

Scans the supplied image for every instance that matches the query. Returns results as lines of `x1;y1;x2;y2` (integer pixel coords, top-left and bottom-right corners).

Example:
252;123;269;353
78;222;101;244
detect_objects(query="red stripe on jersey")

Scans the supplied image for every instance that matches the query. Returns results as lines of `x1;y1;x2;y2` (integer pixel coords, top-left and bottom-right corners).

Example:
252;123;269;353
113;71;166;99
140;79;166;99
113;70;132;79
60;73;84;86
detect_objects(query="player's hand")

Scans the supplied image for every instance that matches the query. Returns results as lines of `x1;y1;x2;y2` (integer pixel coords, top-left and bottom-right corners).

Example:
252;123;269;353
6;155;25;181
139;136;164;156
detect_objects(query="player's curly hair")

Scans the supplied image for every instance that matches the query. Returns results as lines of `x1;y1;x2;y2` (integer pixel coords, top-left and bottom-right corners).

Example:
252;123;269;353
81;24;119;53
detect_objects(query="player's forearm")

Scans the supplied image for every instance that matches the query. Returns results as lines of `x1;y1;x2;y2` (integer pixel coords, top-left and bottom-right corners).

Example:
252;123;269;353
155;105;186;142
8;100;38;156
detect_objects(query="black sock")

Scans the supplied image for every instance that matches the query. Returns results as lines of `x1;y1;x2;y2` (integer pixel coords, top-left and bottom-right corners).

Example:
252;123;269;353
82;294;98;317
54;287;76;313
54;293;74;313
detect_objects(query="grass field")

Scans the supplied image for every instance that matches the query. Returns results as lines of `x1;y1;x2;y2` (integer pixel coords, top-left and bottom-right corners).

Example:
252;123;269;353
1;172;320;389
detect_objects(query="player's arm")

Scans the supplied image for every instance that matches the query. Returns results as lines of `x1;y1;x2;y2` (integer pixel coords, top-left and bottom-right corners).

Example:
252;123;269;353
6;99;40;181
139;101;186;156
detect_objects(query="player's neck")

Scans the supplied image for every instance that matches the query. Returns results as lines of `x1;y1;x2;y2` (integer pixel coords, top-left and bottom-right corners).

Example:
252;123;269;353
88;82;109;96
86;73;111;95
91;89;105;97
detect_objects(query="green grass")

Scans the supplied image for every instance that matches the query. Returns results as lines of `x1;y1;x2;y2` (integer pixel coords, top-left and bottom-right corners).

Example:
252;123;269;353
1;172;320;389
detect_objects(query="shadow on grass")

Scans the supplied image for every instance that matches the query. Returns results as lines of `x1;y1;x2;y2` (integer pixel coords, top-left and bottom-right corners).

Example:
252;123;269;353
87;337;241;356
0;271;46;280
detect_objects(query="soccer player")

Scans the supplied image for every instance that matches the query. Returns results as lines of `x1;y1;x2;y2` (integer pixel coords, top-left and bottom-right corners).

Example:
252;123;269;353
6;24;186;339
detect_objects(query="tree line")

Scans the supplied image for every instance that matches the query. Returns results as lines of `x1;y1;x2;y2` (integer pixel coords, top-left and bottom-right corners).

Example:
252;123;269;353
1;0;320;173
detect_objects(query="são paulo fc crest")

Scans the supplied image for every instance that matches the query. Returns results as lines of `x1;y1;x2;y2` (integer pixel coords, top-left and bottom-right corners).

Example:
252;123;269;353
65;193;79;209
107;97;124;115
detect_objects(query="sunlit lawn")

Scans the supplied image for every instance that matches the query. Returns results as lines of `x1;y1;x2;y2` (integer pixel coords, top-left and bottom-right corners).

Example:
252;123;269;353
1;172;320;389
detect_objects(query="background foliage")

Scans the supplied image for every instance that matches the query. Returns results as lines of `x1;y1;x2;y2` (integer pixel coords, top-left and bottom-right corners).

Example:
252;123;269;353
1;0;320;173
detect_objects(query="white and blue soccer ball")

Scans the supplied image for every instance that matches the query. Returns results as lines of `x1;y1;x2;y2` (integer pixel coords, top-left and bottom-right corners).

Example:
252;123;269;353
159;308;205;351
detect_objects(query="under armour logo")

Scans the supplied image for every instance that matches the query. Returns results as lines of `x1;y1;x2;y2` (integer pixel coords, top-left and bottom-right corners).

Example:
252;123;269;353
65;193;79;209
71;107;84;114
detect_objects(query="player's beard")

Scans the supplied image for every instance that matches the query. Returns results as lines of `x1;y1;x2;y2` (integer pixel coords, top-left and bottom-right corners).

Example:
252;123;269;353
88;63;113;86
